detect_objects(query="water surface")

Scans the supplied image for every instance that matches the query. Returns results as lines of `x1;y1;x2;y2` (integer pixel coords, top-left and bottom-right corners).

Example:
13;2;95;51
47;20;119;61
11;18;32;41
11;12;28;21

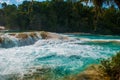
0;33;120;79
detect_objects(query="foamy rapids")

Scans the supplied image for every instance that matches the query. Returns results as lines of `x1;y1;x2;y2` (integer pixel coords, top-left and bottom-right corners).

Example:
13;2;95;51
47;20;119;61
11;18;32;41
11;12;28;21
0;32;120;80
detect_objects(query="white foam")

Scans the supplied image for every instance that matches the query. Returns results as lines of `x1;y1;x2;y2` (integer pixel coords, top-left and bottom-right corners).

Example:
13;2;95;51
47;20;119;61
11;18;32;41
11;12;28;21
0;34;119;76
0;33;42;48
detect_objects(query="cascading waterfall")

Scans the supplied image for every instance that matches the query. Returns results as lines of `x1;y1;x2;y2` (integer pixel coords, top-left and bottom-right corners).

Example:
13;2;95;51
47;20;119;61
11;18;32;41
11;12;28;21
0;32;42;48
0;32;120;80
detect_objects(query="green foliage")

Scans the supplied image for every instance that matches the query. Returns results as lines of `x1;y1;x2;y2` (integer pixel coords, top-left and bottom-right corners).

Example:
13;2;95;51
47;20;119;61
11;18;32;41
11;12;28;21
0;1;120;34
101;52;120;80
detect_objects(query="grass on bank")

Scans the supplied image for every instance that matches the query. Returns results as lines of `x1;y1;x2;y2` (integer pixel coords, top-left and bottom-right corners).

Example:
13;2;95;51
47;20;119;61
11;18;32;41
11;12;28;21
101;52;120;80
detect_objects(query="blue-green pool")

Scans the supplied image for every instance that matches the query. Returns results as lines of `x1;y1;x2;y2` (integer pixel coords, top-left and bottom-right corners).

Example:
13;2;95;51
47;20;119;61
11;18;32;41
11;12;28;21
0;34;120;78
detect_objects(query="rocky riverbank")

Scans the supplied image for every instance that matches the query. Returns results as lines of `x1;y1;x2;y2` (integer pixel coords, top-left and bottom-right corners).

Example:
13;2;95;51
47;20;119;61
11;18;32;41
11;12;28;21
68;65;110;80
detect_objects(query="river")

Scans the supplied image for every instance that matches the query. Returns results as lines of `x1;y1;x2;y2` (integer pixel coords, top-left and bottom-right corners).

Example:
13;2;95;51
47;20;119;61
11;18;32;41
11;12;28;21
0;32;120;80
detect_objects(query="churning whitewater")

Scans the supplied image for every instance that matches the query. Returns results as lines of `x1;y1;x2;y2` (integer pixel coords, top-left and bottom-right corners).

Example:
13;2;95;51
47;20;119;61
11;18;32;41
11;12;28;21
0;32;120;79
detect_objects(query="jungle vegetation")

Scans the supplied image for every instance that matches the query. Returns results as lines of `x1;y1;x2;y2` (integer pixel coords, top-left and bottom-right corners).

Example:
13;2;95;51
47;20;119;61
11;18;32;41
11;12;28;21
0;0;120;34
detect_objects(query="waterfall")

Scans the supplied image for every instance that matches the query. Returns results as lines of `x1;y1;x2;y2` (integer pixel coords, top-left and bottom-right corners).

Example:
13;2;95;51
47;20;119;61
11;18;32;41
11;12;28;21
0;32;42;48
0;32;120;80
0;31;70;48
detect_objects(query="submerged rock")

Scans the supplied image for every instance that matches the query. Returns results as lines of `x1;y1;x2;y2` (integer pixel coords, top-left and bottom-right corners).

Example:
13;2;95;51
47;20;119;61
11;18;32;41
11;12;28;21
8;33;16;36
0;74;20;80
29;32;38;38
40;31;69;40
16;33;29;39
40;31;48;39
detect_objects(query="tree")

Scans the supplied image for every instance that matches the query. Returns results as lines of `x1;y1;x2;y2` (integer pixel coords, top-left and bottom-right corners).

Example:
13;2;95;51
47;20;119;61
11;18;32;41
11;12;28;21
81;0;120;9
0;0;119;34
112;0;120;9
1;2;7;8
81;0;104;31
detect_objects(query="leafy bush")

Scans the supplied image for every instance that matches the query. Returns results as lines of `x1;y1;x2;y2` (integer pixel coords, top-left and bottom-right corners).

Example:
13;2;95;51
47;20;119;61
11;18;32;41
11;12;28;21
101;52;120;80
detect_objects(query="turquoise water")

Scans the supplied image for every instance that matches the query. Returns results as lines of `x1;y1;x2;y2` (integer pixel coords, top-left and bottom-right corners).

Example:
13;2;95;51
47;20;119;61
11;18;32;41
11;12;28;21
0;34;120;78
69;34;120;39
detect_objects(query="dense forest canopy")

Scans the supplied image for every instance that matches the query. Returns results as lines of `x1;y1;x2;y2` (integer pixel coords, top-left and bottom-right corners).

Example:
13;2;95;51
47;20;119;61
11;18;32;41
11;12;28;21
0;0;120;34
